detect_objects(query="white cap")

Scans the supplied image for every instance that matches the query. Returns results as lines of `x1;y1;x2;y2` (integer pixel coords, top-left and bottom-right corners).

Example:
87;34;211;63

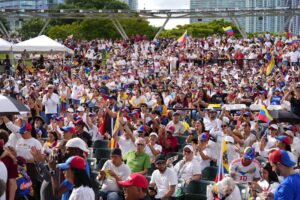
285;130;294;138
149;132;158;138
183;145;194;153
225;136;234;143
66;138;89;153
270;124;278;130
77;106;85;112
67;108;74;113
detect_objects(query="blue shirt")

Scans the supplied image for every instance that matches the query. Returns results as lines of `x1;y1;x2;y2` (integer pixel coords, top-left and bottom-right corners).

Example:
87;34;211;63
270;95;282;105
274;173;300;200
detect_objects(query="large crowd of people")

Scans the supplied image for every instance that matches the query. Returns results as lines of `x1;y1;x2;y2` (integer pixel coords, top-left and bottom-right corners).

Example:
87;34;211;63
0;33;300;200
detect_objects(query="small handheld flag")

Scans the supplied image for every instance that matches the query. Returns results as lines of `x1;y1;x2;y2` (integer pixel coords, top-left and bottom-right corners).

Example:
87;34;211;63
259;106;273;124
111;111;120;149
223;26;234;36
266;54;275;76
177;30;187;47
215;138;229;182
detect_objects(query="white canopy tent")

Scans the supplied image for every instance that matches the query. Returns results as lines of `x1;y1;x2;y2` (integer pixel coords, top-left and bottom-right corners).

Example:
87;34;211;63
12;35;73;54
0;38;12;52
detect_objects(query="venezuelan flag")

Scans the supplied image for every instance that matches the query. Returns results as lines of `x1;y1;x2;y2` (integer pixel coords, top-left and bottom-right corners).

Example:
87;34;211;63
259;105;273;124
266;54;275;76
111;111;120;149
215;138;229;182
177;30;187;47
223;26;234;36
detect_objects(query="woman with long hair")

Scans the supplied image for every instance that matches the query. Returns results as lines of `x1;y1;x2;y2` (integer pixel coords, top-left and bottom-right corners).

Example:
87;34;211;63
251;162;279;199
57;156;95;200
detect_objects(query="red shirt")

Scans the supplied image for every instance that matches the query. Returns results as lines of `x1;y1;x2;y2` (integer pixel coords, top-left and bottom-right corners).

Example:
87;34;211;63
1;155;18;200
159;135;179;155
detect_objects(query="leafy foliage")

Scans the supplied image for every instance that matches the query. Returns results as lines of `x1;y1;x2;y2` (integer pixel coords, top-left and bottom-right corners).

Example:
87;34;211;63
18;18;46;39
159;20;241;38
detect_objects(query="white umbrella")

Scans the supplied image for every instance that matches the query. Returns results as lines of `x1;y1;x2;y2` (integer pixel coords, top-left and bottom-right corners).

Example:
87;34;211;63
0;95;30;114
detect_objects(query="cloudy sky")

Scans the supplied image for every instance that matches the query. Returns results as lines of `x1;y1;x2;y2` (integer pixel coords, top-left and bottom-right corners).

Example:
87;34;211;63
138;0;190;29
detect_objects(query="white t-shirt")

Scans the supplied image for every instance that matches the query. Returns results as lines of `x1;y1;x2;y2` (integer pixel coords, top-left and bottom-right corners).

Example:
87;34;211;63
204;117;222;132
42;93;59;114
101;160;131;192
229;158;261;183
118;136;136;155
0;161;7;200
195;145;217;171
16;137;43;161
174;157;202;182
69;186;95;200
150;168;178;199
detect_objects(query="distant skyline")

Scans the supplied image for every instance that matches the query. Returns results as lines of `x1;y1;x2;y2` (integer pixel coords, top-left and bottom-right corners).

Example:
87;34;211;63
138;0;189;29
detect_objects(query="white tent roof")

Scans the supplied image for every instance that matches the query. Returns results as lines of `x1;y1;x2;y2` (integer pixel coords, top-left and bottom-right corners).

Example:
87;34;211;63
12;35;73;54
0;38;12;52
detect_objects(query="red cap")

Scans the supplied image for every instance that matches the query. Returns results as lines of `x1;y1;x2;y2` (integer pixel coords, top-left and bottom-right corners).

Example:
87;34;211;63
118;173;148;189
57;156;86;170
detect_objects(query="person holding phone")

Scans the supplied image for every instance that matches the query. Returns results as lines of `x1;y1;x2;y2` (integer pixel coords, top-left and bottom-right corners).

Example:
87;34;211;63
98;148;131;200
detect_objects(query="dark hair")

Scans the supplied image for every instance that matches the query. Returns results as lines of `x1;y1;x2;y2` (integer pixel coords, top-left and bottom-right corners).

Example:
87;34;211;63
262;162;279;184
0;129;9;144
72;168;92;188
0;179;5;197
49;131;59;141
156;92;165;105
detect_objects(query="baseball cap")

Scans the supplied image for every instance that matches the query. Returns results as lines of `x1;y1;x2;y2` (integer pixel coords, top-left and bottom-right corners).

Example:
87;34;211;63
275;135;291;145
269;124;278;130
55;116;64;122
109;96;117;101
199;133;209;141
183;145;194;153
244;111;251;116
67;108;74;113
77;106;85;112
207;107;217;113
35;128;42;135
137;125;145;133
118;173;148;189
60;126;76;134
243;147;255;160
173;111;180;116
129;111;140;118
111;148;122;157
66;138;89;153
284;130;294;138
57;156;86;170
268;149;296;167
149;132;158;138
166;125;175;134
225;136;234;143
47;84;54;89
155;154;166;163
74;119;85;127
19;123;32;134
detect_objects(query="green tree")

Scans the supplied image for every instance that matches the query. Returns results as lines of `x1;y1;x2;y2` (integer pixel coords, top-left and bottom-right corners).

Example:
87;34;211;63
160;19;240;38
18;18;47;39
64;0;129;9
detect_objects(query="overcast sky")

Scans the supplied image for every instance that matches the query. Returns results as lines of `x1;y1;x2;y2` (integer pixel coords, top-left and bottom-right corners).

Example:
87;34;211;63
138;0;190;29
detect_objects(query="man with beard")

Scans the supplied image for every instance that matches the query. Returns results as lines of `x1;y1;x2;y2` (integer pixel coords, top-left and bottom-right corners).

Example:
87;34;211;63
269;149;300;200
149;154;177;200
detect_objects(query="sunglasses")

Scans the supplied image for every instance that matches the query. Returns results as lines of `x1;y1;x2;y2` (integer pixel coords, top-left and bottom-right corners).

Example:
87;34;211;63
137;143;145;146
221;125;227;128
184;150;192;153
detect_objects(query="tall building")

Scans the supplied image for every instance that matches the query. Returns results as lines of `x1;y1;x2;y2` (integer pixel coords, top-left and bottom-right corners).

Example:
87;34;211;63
0;0;64;31
120;0;138;10
190;0;300;34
